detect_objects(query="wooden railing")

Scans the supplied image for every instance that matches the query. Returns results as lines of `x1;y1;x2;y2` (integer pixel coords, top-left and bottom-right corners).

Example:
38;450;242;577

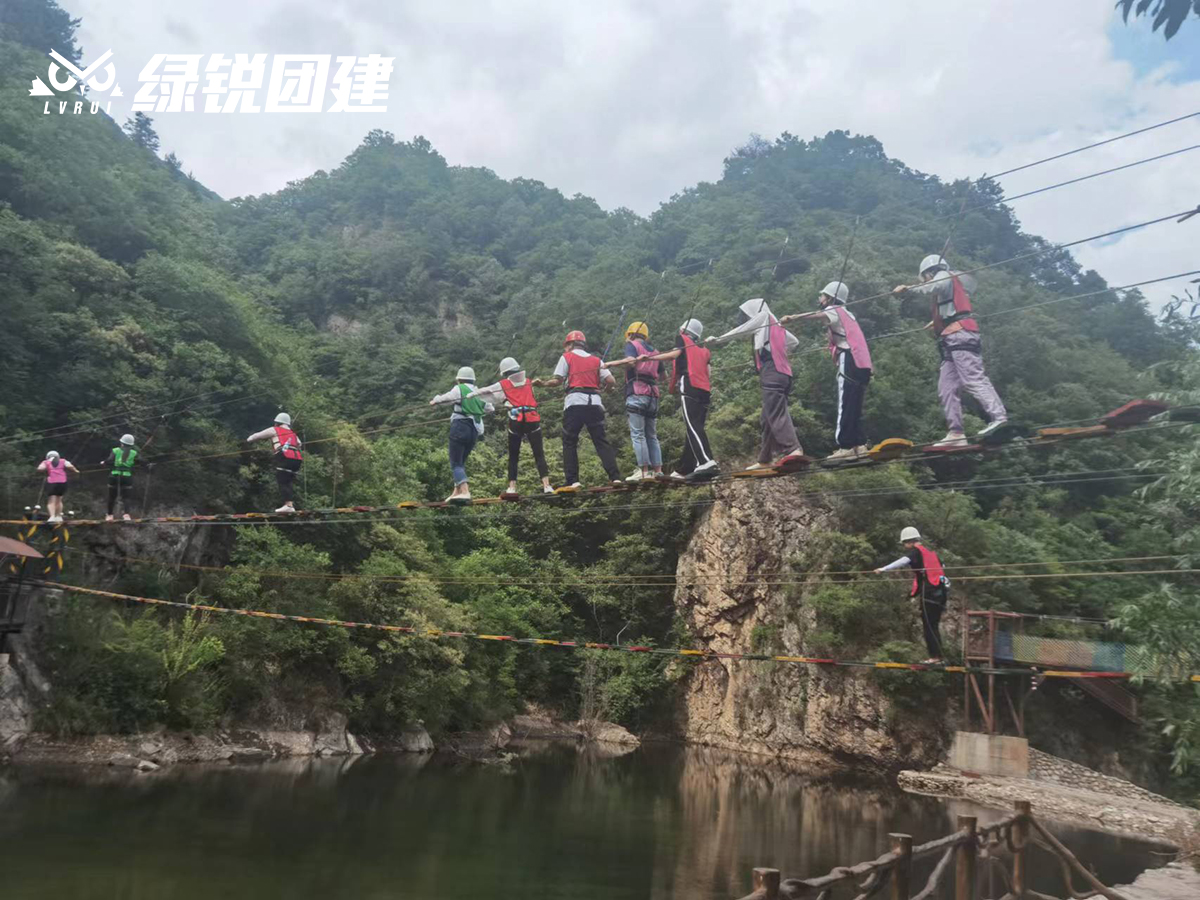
735;801;1130;900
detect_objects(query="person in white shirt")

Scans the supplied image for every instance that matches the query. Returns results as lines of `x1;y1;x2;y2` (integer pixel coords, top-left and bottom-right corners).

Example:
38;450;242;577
532;331;621;489
465;357;553;497
709;299;805;468
430;367;495;504
246;412;304;513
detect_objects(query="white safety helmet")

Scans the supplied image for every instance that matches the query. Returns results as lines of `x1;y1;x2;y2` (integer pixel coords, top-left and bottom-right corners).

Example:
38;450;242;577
273;413;291;427
45;450;60;461
820;281;849;304
919;254;948;277
499;357;521;377
456;366;476;382
120;433;136;445
900;526;922;543
680;318;703;340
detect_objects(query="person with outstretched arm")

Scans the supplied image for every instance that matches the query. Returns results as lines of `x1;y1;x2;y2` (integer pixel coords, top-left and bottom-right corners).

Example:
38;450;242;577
36;451;79;523
246;413;304;513
464;357;554;497
784;281;873;461
602;321;664;483
873;526;950;664
893;255;1008;448
625;318;718;482
100;434;138;522
533;331;621;490
430;367;494;505
708;299;805;469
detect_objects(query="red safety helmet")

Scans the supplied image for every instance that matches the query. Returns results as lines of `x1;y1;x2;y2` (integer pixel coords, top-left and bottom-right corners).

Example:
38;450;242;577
563;330;586;346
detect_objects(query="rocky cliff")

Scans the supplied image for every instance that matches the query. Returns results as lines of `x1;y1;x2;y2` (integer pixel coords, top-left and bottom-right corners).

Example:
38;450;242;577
673;478;946;770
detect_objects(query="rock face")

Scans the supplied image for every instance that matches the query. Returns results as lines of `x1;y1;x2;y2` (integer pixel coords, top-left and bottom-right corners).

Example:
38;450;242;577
0;655;31;751
674;479;944;770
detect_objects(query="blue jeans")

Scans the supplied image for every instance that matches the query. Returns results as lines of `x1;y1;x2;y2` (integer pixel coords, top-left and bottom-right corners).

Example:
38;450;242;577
448;418;478;485
626;395;661;468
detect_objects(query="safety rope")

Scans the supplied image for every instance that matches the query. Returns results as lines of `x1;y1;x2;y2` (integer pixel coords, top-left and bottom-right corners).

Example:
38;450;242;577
26;580;1200;683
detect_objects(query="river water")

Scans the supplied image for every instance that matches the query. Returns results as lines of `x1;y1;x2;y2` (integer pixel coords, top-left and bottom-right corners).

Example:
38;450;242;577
0;741;1164;899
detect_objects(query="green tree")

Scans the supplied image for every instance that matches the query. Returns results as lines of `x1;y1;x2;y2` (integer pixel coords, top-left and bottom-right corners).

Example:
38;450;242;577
0;0;81;63
1117;0;1200;39
124;112;160;153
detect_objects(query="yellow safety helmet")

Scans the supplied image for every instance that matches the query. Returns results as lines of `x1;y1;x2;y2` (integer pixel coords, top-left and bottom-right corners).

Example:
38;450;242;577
625;321;649;340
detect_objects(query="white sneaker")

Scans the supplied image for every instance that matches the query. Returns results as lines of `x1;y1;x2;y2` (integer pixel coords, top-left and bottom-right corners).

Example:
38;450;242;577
542;485;555;494
104;514;115;523
446;492;471;504
695;459;718;473
625;471;645;483
274;505;296;514
824;447;857;461
744;463;767;471
975;419;1009;438
122;513;132;521
854;445;871;456
48;515;62;524
931;432;968;448
667;472;686;482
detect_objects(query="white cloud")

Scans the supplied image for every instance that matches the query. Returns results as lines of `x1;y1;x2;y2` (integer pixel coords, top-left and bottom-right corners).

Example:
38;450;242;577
71;0;1200;307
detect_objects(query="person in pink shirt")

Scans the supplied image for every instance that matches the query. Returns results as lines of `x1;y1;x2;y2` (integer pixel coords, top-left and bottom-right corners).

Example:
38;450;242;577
36;451;79;523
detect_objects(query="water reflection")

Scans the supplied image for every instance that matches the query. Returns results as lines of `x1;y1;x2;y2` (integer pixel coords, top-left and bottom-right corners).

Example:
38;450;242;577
0;742;1160;899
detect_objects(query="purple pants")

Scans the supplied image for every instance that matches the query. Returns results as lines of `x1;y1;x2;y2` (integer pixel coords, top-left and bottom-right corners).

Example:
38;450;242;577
937;331;1006;433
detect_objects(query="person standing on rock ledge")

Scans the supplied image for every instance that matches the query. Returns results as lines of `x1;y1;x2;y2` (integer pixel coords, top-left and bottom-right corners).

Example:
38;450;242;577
873;526;949;664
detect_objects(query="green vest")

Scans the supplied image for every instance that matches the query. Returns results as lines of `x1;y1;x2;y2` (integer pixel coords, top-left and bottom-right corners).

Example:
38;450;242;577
112;446;138;477
455;384;487;423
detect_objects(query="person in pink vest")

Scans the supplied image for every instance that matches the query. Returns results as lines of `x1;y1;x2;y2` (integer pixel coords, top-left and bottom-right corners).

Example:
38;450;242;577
785;281;873;461
605;321;664;482
709;299;805;468
36;451;79;523
893;255;1008;448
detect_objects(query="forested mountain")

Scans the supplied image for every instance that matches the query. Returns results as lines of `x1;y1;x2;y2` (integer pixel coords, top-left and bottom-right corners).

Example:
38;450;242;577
2;7;1197;798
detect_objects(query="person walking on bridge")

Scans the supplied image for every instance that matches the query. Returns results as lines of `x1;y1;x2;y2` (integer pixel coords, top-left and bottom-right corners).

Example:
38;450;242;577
430;367;494;505
893;255;1008;448
873;526;950;664
101;434;139;522
247;414;304;514
708;299;805;469
464;357;554;497
633;319;718;482
785;281;873;461
604;321;664;483
36;451;79;523
533;331;621;491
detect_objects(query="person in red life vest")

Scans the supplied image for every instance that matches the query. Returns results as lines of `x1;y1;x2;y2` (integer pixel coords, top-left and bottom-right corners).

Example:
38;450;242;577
36;451;79;523
430;366;495;505
784;281;873;461
604;321;664;482
893;255;1008;448
635;318;719;482
464;357;554;497
708;299;805;469
532;330;621;490
873;526;950;664
247;412;304;513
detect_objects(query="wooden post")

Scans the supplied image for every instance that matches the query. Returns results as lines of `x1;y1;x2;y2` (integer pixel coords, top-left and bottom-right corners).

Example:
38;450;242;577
890;834;912;900
955;815;977;900
1012;801;1031;898
752;868;780;899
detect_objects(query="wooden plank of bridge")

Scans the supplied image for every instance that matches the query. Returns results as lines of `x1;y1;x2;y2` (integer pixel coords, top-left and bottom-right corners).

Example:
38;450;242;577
956;815;977;900
890;834;912;900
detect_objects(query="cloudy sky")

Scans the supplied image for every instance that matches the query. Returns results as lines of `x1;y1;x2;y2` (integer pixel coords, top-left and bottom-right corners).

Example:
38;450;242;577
73;0;1200;307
